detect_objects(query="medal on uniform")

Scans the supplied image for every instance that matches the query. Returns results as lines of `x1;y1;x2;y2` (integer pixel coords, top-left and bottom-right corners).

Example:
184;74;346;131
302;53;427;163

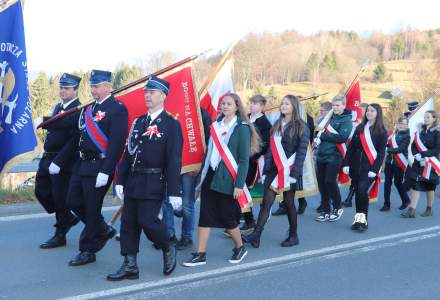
143;125;162;139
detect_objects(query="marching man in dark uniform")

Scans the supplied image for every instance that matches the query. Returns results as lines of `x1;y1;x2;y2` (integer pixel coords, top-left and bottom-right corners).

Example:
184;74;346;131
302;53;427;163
107;76;183;280
35;73;82;249
66;70;128;266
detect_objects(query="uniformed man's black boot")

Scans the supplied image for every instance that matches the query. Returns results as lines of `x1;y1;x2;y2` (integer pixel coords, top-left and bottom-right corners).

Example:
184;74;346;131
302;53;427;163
107;255;139;281
40;230;66;249
242;225;264;248
163;244;177;276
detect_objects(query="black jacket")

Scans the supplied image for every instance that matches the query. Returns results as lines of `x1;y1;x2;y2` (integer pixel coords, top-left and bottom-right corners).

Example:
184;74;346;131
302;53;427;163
264;121;310;180
408;124;440;184
249;114;272;161
40;98;81;173
385;129;410;165
246;113;272;186
76;95;128;176
343;123;388;180
117;110;183;200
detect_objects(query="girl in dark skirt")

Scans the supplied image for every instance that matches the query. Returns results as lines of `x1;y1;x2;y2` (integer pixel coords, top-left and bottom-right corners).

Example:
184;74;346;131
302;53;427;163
381;116;411;211
401;110;440;218
183;93;260;266
342;103;388;232
243;95;310;248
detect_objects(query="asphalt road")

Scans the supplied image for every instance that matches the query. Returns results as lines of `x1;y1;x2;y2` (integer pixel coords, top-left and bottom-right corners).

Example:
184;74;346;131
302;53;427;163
1;188;439;300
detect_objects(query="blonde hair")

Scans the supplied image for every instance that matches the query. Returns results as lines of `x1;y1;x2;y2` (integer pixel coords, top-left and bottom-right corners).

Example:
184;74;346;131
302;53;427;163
332;94;346;105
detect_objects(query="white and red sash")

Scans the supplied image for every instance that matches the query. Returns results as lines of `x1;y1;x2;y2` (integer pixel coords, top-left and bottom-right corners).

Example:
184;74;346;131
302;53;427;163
325;124;349;184
359;123;381;202
413;131;440;179
387;131;408;171
269;133;296;191
210;122;252;209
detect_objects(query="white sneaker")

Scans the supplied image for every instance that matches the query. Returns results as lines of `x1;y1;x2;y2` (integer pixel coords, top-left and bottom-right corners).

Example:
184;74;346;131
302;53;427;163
329;208;344;222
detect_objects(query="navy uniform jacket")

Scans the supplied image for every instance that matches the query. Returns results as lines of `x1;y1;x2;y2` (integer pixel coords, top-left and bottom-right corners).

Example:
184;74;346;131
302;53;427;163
76;95;128;177
40;98;81;173
117;110;183;200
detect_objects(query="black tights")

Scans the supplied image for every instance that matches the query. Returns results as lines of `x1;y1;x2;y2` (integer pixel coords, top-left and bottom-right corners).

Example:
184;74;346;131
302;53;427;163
256;189;297;234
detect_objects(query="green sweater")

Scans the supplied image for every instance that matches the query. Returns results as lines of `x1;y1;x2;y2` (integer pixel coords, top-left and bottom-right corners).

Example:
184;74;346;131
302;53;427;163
197;116;251;195
317;109;353;164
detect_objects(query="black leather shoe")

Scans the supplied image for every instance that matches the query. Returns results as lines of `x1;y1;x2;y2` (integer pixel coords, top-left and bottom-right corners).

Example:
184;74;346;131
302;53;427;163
379;205;390;212
40;233;66;249
176;238;193;251
350;222;360;231
107;255;139;281
96;225;117;252
163;245;177;275
399;203;409;210
272;206;287;216
281;233;299;247
297;199;307;215
69;251;96;266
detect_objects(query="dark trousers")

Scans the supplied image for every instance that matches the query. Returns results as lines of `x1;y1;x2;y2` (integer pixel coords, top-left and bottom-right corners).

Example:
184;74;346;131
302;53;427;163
352;177;375;217
384;163;410;207
317;162;342;213
120;196;169;255
35;167;75;232
66;174;110;253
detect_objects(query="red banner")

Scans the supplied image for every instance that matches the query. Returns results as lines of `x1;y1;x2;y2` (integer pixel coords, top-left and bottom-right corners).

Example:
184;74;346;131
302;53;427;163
345;75;362;121
115;62;205;172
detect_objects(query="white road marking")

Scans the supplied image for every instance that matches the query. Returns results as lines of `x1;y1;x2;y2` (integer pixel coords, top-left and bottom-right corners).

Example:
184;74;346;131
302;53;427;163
0;206;119;222
61;225;440;300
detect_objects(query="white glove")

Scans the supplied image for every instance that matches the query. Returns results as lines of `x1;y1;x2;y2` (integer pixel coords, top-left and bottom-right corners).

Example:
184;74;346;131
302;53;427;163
95;172;109;188
414;153;422;161
34;117;43;129
48;162;60;175
343;166;350;175
368;171;376;178
313;138;321;147
169;196;183;210
288;176;297;184
115;185;124;201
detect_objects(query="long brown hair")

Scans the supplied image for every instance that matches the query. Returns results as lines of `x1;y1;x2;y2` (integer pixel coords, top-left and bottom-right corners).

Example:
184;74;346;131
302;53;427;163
220;93;261;155
272;95;305;138
424;110;438;128
359;103;386;136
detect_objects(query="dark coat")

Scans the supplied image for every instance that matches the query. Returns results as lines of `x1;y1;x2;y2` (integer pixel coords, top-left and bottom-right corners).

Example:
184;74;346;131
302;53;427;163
263;121;310;181
246;113;272;185
317;109;353;164
117;110;183;200
407;124;440;184
343;123;388;180
75;95;128;176
40;98;81;173
385;129;410;165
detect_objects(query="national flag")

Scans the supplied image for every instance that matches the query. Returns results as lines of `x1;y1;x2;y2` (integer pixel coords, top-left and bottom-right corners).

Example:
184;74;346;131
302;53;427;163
199;48;234;120
408;96;435;164
0;0;38;181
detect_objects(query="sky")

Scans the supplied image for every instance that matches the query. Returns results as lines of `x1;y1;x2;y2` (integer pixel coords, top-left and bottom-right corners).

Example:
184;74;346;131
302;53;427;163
23;0;440;76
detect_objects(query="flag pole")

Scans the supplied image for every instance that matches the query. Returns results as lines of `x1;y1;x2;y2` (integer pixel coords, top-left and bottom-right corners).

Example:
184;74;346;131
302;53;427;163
37;51;209;129
198;46;234;97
